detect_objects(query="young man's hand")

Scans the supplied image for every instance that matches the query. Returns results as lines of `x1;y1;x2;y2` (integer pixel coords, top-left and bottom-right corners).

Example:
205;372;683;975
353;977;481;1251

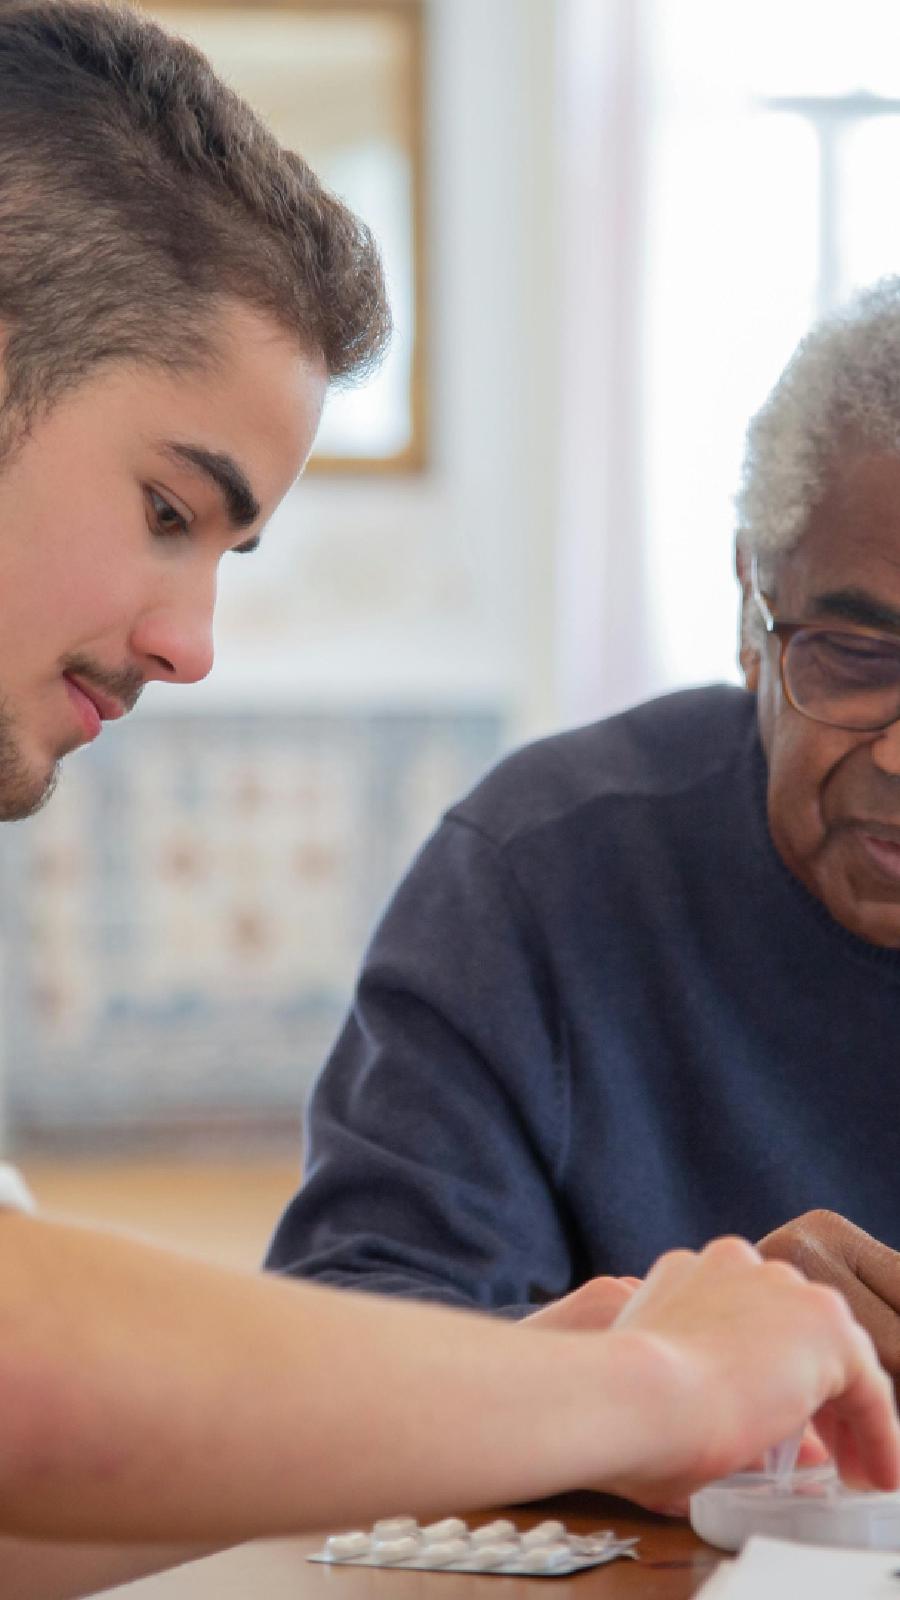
592;1237;900;1511
524;1275;640;1330
759;1211;900;1386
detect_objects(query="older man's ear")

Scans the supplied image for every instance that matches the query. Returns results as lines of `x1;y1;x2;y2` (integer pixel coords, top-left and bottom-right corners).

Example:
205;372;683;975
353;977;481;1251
735;543;761;692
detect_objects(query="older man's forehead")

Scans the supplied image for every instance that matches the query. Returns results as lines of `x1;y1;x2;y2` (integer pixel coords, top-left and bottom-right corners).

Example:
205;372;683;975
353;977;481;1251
768;452;900;618
788;454;900;567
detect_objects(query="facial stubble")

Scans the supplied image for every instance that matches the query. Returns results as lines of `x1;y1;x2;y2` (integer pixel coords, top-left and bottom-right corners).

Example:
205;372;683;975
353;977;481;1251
0;696;58;820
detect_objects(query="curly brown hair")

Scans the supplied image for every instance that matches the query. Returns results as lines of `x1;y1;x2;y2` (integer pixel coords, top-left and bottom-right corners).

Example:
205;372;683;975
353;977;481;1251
0;0;391;435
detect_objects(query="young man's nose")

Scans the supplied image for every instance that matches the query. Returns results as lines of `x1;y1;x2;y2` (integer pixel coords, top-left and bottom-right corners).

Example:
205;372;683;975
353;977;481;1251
129;589;216;686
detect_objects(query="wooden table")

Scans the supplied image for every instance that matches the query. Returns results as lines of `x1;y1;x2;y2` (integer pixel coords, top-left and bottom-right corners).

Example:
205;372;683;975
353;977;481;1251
98;1495;724;1598
187;1497;714;1600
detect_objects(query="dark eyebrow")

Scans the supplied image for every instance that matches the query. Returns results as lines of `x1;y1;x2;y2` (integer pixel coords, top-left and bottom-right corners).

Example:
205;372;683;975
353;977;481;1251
811;587;900;635
161;441;262;551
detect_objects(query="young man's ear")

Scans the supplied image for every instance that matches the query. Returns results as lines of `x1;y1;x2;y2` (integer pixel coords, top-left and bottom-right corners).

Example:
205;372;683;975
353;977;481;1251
734;541;761;693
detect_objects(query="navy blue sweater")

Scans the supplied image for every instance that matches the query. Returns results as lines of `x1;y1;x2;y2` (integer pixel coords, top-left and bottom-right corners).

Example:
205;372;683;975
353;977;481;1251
267;686;900;1313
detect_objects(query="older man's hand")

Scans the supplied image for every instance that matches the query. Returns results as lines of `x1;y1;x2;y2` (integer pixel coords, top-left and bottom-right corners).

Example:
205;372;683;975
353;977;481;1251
758;1211;900;1381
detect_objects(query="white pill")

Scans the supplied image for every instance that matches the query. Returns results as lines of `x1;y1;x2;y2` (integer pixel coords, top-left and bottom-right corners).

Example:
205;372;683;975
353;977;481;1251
571;1530;614;1557
521;1520;567;1548
420;1539;470;1566
469;1541;520;1567
372;1516;418;1539
470;1519;517;1545
370;1535;420;1564
421;1517;467;1542
324;1531;370;1560
517;1544;573;1573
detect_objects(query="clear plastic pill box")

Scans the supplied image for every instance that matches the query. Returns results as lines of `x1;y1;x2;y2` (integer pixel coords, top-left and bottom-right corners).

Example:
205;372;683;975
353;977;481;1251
690;1463;900;1552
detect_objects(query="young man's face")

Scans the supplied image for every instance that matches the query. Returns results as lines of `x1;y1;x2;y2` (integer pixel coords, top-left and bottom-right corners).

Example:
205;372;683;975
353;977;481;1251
0;300;326;819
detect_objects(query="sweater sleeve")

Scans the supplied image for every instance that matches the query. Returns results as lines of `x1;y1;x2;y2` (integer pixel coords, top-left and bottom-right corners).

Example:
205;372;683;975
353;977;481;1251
265;814;575;1315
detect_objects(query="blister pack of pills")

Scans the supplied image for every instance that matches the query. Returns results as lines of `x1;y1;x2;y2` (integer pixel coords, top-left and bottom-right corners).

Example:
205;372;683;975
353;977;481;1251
309;1515;639;1577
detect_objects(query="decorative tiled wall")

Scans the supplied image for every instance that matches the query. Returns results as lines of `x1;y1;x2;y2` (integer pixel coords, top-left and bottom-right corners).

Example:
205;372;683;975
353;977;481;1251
0;709;503;1149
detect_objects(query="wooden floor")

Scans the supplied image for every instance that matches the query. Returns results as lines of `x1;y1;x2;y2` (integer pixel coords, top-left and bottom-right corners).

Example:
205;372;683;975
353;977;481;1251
15;1156;307;1597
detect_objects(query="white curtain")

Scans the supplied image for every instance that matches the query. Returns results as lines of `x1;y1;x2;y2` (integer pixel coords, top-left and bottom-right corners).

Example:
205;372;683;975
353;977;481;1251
554;0;660;725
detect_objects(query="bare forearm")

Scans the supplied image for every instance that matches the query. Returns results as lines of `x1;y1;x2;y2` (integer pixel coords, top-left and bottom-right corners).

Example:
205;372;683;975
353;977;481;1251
0;1214;623;1543
0;1222;896;1546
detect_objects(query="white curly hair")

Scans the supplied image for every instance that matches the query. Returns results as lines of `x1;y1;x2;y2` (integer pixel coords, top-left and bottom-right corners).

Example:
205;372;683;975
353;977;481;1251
737;278;900;643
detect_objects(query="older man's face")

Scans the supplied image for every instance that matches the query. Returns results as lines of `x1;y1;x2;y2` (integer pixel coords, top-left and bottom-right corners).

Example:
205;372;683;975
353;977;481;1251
745;451;900;947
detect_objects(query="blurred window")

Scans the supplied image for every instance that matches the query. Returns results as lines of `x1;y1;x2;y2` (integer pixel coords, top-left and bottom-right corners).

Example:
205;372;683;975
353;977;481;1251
645;0;900;691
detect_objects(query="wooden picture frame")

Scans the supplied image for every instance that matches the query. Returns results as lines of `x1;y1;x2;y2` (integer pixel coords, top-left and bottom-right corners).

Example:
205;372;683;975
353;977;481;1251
143;0;426;474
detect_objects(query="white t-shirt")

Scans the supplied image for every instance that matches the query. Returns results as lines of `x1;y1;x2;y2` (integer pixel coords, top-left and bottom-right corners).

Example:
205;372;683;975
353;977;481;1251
0;1162;35;1213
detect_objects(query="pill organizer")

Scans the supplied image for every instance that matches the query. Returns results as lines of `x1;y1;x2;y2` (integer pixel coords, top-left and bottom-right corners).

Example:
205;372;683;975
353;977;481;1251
690;1462;900;1552
309;1515;640;1577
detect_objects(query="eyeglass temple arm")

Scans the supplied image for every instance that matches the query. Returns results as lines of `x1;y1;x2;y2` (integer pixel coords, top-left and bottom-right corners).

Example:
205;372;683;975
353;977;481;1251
750;554;775;630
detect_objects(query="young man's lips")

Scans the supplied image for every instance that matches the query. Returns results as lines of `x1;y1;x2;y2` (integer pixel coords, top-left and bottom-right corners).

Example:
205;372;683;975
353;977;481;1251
62;674;126;741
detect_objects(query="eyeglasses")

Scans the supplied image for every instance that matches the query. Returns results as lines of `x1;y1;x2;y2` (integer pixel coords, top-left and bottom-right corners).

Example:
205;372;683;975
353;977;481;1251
751;556;900;731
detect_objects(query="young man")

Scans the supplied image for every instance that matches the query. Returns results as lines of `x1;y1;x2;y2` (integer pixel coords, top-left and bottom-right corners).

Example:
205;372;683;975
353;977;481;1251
0;5;897;1596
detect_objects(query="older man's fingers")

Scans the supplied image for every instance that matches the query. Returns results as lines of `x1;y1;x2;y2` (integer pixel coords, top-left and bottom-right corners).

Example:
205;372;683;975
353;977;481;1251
759;1211;900;1376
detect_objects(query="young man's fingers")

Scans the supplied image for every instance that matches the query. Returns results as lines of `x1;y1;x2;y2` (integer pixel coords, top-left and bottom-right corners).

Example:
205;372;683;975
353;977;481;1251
816;1360;900;1492
625;1248;698;1302
829;1276;900;1378
524;1276;636;1332
796;1425;829;1467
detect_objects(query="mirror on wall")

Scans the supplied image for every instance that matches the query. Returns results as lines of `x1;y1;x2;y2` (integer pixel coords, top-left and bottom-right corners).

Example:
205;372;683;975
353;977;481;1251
144;1;425;473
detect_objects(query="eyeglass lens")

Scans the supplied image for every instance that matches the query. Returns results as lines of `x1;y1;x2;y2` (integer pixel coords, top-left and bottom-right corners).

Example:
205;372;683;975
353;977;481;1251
786;629;900;728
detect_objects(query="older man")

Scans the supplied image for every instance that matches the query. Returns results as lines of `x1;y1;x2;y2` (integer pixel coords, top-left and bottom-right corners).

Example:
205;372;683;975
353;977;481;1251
269;281;900;1374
